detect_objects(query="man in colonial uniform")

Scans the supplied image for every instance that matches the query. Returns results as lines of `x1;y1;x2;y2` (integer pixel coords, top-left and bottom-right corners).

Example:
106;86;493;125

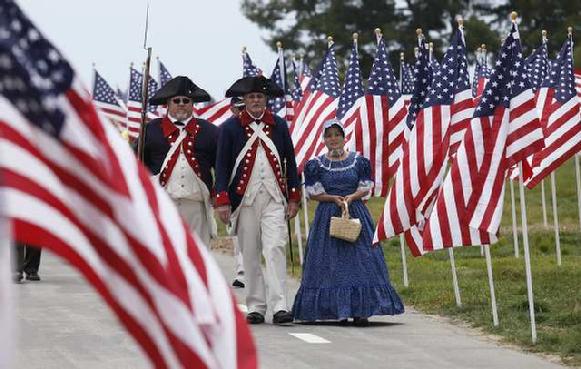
215;76;301;325
142;76;218;245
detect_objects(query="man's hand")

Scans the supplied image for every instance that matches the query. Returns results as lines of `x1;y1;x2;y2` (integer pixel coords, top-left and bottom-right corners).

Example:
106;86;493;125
287;201;299;219
216;206;231;225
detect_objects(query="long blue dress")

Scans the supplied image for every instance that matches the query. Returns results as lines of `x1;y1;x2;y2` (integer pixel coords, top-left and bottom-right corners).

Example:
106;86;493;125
292;152;404;321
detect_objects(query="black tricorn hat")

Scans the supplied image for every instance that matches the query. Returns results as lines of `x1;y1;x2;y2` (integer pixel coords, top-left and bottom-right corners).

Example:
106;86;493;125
225;76;284;98
149;76;211;105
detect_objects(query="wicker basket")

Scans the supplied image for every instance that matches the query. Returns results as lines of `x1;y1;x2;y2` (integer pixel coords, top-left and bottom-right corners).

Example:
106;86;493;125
329;201;361;243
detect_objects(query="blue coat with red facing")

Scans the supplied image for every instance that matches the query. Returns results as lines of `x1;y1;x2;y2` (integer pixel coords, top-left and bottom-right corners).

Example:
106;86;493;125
214;109;301;211
142;116;218;193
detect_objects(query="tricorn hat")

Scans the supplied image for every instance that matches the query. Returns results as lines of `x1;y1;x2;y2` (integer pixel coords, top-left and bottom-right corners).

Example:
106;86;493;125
225;76;284;98
149;76;211;105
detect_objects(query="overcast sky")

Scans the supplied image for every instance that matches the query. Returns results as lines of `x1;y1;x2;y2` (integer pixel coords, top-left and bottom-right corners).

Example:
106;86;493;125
18;0;278;99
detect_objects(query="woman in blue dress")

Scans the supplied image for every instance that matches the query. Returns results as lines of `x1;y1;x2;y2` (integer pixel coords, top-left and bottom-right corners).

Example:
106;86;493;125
292;119;404;326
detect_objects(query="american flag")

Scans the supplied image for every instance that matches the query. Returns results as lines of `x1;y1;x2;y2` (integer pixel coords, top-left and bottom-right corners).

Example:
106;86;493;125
292;44;341;172
268;49;293;123
373;26;473;254
472;61;491;101
336;40;364;149
126;66;159;139
92;69;127;132
354;37;407;196
299;59;313;92
525;35;581;188
290;56;323;140
406;40;433;130
401;61;415;107
286;59;303;136
0;2;257;369
291;59;303;102
158;59;173;87
525;43;550;92
195;98;233;126
430;57;441;77
421;22;544;251
575;69;581;101
156;60;172;117
242;50;262;78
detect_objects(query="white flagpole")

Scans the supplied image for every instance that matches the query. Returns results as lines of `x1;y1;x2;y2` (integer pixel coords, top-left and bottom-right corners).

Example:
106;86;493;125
518;162;537;344
399;234;409;287
294;215;304;265
301;173;309;241
540;180;548;227
575;154;581;231
550;172;561;266
483;245;499;326
448;248;462;307
509;178;520;257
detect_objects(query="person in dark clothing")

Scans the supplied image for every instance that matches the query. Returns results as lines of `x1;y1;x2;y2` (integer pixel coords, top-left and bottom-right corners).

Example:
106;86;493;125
13;243;42;282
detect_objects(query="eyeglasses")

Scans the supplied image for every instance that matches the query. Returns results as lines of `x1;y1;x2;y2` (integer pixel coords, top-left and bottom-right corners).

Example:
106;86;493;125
171;97;192;105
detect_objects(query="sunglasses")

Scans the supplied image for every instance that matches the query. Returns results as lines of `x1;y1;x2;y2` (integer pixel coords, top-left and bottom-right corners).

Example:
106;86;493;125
171;97;192;105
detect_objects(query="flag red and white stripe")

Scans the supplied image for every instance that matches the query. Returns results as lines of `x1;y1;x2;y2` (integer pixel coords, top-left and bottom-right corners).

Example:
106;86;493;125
374;27;473;250
0;84;257;368
195;98;232;126
94;98;127;131
423;85;543;251
291;45;340;172
525;42;581;188
353;94;406;196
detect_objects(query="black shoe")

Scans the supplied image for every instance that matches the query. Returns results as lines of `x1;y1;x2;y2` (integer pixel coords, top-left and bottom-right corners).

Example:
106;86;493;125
246;312;265;325
12;272;23;283
25;272;41;281
232;279;245;288
353;317;369;327
272;310;293;325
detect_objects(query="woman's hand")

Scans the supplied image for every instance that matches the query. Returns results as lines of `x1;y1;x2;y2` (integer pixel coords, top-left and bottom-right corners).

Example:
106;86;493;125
344;194;354;206
332;195;345;208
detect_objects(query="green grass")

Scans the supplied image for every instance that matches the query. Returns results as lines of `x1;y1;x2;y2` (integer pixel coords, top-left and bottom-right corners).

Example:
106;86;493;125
282;159;581;366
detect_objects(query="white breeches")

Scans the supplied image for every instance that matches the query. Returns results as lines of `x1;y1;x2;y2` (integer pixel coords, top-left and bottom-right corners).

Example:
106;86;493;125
174;198;211;247
236;190;287;315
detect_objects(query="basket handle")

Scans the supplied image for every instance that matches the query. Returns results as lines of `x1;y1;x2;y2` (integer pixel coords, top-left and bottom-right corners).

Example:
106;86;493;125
342;200;350;219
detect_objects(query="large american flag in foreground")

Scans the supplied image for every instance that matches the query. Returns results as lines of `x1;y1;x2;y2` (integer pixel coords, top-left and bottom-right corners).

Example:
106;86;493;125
0;2;257;368
422;22;544;252
525;35;581;188
92;69;127;132
373;26;473;255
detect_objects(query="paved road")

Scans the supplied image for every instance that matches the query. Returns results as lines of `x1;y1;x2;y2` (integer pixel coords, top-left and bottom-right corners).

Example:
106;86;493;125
12;251;567;369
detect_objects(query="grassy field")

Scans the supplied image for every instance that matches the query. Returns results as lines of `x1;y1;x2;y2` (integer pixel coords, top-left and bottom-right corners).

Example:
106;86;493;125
283;158;581;366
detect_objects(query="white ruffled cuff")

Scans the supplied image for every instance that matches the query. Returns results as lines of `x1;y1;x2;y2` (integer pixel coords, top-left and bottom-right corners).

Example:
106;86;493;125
305;182;326;199
357;180;374;200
